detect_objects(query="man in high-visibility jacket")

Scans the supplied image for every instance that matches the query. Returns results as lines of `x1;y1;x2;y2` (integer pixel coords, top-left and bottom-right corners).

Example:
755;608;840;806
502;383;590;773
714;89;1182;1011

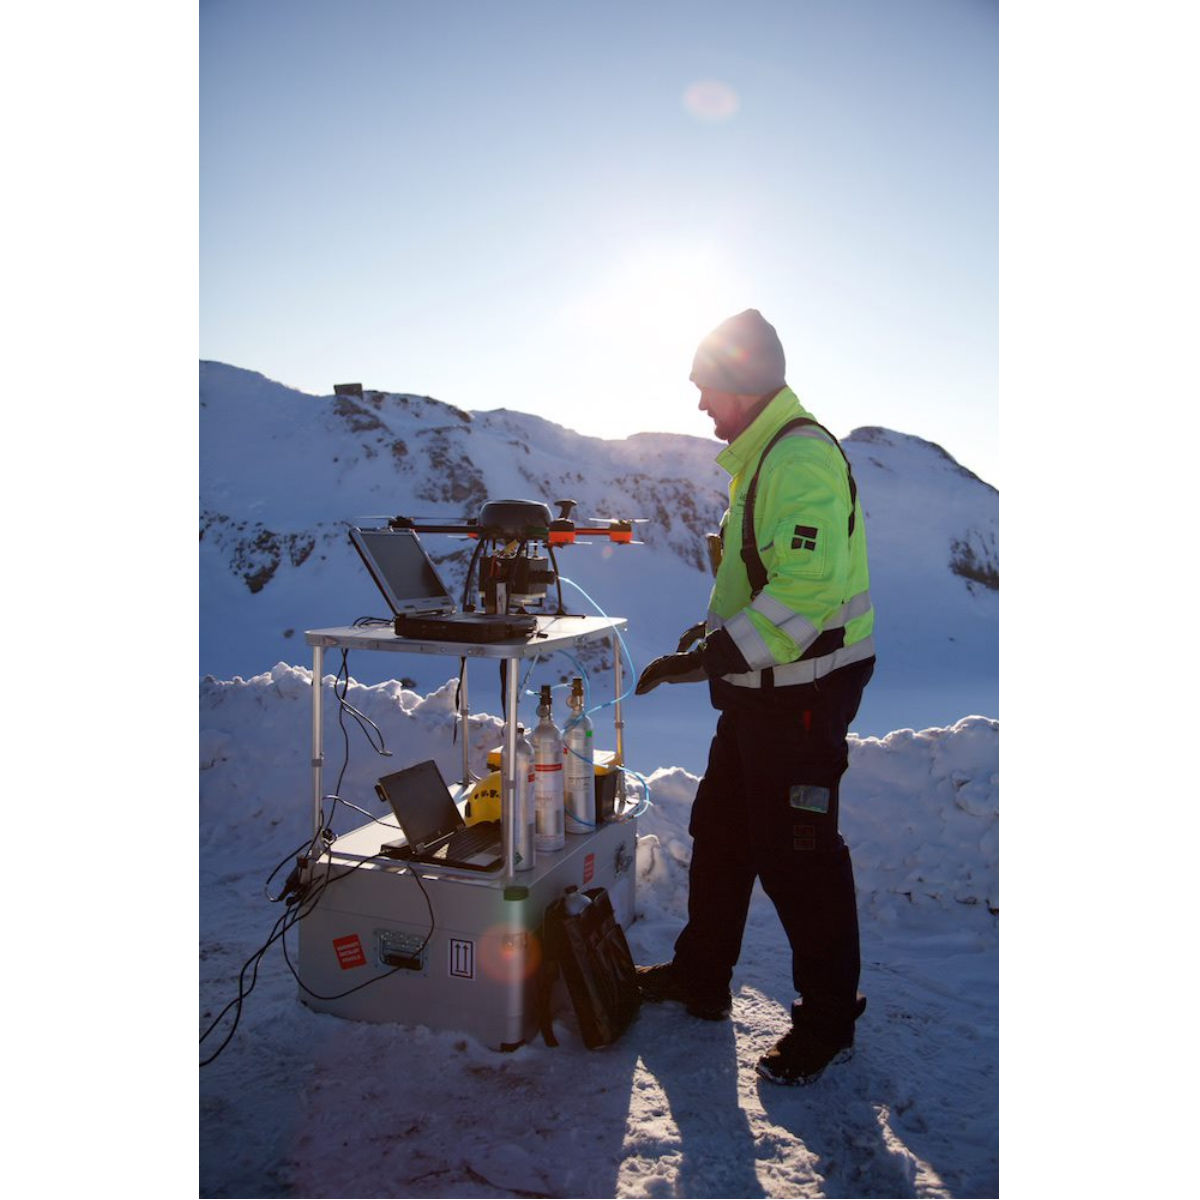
635;309;875;1086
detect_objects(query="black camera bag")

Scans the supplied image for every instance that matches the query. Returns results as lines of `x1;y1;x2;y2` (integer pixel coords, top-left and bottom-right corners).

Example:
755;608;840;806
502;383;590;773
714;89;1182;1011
538;886;640;1050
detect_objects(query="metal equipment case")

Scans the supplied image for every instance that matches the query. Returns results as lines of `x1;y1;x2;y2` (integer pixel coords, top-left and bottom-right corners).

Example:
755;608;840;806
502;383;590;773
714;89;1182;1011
296;616;636;1049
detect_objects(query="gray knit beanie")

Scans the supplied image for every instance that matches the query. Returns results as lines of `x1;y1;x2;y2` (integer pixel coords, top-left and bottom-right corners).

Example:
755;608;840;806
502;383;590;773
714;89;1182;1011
689;309;786;394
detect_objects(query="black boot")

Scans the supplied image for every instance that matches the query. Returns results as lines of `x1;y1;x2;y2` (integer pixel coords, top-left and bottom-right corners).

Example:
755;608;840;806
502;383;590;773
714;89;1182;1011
635;962;732;1021
756;993;867;1085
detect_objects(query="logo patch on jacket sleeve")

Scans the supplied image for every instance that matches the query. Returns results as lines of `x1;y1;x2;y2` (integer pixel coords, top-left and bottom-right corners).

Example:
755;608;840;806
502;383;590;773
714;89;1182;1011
791;524;819;552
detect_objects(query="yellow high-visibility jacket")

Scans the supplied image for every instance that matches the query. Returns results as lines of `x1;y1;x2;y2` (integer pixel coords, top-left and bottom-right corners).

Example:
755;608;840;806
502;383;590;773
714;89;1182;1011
707;387;875;689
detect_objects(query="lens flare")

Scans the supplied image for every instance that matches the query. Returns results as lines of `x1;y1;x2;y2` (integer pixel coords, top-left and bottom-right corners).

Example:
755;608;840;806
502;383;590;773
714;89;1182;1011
683;80;740;121
477;923;542;983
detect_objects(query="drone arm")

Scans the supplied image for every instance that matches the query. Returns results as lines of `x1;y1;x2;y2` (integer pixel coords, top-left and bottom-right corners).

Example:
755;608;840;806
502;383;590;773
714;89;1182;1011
394;521;481;536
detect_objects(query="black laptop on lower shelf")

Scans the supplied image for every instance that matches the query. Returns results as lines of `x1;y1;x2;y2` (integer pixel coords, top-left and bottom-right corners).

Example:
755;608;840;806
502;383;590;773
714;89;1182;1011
375;759;503;872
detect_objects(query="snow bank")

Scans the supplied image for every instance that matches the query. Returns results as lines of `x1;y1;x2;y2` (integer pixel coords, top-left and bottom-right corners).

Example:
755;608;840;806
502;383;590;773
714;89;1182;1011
199;669;1000;1198
845;718;999;916
200;668;998;920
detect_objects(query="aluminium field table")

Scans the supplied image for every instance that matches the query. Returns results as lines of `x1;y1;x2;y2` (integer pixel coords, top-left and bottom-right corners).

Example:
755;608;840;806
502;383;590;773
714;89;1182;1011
296;615;637;1048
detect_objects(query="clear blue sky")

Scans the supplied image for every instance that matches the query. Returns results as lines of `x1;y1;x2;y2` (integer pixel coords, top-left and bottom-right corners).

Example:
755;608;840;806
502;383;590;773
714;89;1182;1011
201;0;998;484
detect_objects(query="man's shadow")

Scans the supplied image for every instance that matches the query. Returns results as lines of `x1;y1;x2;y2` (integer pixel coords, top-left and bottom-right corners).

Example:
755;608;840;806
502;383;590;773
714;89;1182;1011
634;1002;766;1199
750;997;990;1198
754;1061;908;1198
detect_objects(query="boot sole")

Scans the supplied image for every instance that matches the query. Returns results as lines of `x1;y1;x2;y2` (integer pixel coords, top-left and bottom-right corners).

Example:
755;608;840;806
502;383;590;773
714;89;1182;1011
685;1003;731;1021
639;993;731;1021
756;1045;853;1087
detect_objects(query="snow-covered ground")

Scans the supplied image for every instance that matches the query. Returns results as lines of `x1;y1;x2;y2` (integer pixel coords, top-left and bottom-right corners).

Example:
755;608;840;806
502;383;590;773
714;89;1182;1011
199;664;997;1198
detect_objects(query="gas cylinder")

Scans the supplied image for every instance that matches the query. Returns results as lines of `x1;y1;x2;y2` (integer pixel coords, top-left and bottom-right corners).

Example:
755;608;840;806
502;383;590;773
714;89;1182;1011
532;684;565;852
502;725;536;872
563;676;595;835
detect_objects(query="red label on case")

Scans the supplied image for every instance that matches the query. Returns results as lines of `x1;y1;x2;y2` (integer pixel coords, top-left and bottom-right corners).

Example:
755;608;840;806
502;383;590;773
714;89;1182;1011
583;852;595;884
333;934;367;969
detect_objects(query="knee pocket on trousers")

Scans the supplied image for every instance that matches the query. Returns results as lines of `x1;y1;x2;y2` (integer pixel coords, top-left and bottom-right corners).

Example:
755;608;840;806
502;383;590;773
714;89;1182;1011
689;779;731;839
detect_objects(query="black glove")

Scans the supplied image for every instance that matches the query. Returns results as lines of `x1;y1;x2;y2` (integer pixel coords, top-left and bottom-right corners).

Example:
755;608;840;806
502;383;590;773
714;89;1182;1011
698;626;752;678
636;629;753;695
635;648;706;695
675;621;708;653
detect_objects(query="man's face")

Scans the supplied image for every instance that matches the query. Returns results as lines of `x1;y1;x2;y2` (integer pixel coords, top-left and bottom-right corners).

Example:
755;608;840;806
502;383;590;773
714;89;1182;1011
697;386;755;443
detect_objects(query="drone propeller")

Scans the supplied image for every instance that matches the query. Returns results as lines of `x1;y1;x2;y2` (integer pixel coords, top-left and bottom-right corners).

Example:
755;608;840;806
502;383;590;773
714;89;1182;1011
548;502;647;545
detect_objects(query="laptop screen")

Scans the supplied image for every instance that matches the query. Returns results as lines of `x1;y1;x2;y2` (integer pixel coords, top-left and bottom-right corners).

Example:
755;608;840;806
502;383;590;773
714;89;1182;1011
350;528;456;616
377;760;461;851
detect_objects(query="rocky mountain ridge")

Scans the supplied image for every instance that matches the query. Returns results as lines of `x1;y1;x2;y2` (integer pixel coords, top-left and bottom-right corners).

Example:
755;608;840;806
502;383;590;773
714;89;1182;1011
199;361;997;736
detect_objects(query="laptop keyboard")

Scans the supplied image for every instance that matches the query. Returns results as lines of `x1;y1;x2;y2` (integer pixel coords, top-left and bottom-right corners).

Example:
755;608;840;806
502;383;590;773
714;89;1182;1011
442;821;500;857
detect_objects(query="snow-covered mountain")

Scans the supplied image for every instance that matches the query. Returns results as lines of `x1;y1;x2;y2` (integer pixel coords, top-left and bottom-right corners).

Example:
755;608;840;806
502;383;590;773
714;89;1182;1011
199;361;997;757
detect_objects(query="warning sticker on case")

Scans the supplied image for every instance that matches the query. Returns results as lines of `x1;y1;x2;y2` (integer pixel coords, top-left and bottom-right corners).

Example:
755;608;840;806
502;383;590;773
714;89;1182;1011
333;933;367;970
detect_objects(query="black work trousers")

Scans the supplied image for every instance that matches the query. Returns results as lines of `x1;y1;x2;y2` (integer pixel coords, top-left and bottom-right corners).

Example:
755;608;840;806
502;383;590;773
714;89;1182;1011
673;658;873;1037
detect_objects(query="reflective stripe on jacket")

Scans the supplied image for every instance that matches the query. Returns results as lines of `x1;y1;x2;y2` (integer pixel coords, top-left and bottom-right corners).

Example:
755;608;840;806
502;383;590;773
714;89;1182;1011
707;387;875;689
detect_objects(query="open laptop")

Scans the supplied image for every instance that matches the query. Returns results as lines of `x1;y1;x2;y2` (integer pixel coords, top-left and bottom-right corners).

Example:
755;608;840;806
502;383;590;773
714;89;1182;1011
349;526;538;643
375;759;503;872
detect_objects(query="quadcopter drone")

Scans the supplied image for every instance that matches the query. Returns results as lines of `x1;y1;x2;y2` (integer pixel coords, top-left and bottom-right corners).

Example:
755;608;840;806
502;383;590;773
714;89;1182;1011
372;498;644;616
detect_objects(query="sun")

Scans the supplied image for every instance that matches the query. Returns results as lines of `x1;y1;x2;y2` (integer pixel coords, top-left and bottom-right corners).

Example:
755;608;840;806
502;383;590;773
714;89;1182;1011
577;244;732;335
570;244;741;363
548;242;749;435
